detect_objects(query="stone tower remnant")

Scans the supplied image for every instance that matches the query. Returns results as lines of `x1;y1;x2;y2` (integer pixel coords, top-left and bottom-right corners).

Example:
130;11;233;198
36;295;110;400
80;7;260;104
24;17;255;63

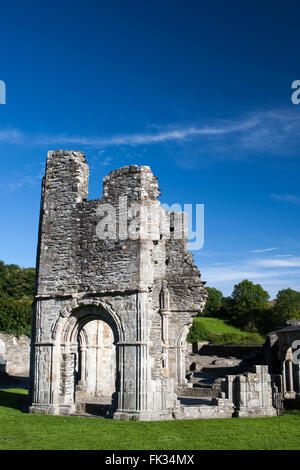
28;150;207;420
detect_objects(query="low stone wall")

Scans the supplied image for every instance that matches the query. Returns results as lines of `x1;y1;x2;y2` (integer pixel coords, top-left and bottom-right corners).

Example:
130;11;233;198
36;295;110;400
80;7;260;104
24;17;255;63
219;365;279;417
0;333;30;376
173;399;234;420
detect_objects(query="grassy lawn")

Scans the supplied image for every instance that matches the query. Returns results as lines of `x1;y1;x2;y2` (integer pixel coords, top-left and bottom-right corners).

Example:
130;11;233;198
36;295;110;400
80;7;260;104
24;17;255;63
197;317;254;336
0;389;300;450
188;317;264;345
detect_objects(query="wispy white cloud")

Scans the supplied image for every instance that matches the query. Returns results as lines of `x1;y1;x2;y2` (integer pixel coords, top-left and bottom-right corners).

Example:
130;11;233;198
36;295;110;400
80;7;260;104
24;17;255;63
271;193;300;207
250;247;278;254
274;254;293;258
0;127;24;144
2;108;300;166
0;175;40;192
237;109;300;155
202;259;300;298
203;265;300;283
32;118;257;147
200;248;300;297
99;156;113;166
255;257;300;268
0;162;44;193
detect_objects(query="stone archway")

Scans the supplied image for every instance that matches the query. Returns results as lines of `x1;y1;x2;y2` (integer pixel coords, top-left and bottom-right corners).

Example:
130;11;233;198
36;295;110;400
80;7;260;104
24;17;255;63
76;319;116;402
176;325;190;388
59;304;120;412
282;346;300;398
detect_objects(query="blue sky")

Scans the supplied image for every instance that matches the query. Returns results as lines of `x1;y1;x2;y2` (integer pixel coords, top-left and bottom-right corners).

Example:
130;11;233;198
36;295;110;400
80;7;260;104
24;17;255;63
1;0;300;298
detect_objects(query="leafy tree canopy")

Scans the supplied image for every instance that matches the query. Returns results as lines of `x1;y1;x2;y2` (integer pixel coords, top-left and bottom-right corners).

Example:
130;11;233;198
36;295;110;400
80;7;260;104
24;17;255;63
229;279;270;331
0;261;35;299
232;279;270;309
0;260;35;335
274;288;300;323
202;286;223;317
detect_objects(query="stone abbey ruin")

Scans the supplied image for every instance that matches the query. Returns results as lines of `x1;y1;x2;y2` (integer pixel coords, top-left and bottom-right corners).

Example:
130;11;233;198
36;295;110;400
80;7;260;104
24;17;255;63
27;150;300;420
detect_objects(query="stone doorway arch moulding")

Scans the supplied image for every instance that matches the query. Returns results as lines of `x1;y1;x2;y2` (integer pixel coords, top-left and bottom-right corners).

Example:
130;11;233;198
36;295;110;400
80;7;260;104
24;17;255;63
29;297;126;416
57;302;121;412
176;324;192;389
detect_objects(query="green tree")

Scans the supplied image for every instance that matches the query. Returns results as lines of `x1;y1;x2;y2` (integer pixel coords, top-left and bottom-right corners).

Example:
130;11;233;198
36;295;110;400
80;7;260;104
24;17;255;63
231;279;270;331
0;295;32;335
0;263;35;299
274;288;300;324
0;260;35;335
0;260;6;293
255;302;280;334
219;296;236;320
202;287;223;316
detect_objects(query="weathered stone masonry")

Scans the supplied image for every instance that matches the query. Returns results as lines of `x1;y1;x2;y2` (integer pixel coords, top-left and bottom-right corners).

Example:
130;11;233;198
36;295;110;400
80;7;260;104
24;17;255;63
28;150;207;420
0;333;30;376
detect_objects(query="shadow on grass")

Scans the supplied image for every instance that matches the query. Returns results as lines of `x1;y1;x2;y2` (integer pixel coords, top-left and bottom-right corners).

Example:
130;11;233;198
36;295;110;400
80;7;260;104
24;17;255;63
0;389;27;411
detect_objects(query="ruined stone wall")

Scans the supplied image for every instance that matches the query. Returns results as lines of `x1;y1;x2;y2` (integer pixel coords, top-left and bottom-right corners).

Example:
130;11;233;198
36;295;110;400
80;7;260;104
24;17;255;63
29;150;207;420
36;152;142;296
0;333;30;376
272;323;300;401
219;365;277;417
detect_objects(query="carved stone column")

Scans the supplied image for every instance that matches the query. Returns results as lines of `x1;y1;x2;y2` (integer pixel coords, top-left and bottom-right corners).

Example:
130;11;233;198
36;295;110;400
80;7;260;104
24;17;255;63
159;281;170;377
60;344;77;407
29;342;58;414
289;360;294;393
282;361;287;394
114;292;151;419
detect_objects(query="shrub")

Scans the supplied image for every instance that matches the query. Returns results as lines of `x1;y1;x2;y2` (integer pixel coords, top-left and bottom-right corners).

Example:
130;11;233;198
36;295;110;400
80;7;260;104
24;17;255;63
0;295;32;336
0;260;35;336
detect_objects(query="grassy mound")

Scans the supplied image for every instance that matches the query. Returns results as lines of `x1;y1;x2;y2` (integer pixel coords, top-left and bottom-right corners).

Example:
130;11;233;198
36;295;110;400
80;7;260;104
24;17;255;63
187;317;264;345
0;389;299;450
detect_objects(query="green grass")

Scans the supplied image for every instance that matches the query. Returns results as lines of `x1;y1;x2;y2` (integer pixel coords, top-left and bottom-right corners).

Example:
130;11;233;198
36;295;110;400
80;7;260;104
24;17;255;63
0;388;300;450
187;317;264;345
198;317;253;335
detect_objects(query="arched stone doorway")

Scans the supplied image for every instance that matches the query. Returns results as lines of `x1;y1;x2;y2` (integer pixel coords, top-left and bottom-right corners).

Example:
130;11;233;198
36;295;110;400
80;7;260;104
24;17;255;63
59;304;120;415
76;319;116;402
176;325;190;388
282;346;300;399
